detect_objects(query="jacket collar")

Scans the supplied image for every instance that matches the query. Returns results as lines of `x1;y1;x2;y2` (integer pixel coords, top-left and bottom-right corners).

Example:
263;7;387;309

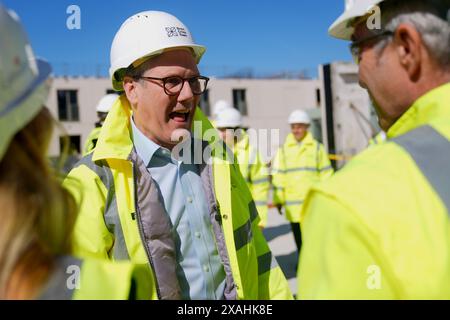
285;131;314;147
388;82;450;139
93;95;133;161
234;130;250;151
93;94;217;162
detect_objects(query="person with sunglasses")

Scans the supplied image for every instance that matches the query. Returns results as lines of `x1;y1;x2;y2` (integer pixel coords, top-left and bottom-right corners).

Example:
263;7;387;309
298;0;450;299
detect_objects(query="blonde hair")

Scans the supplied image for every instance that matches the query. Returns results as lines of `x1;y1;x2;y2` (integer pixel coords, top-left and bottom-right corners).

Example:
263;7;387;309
0;107;78;299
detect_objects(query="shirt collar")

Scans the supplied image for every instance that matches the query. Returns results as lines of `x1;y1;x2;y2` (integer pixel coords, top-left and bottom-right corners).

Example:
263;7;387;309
131;116;197;166
130;116;165;166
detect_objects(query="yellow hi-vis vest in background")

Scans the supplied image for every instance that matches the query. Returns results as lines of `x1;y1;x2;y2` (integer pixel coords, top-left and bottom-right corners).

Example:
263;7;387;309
63;95;293;300
271;132;333;223
39;256;152;300
83;126;102;156
232;131;270;228
298;83;450;299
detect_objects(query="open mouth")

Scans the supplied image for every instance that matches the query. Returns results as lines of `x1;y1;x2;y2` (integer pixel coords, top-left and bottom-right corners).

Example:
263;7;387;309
169;110;190;123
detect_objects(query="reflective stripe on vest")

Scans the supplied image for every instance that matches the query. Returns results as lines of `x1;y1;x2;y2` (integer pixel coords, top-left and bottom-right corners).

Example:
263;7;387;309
251;177;269;185
254;200;267;206
234;200;259;251
280;166;333;174
257;251;279;276
74;154;130;260
392;125;450;214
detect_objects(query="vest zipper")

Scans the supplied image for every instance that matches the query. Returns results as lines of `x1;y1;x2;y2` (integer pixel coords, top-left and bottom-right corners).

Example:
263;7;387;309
131;162;162;300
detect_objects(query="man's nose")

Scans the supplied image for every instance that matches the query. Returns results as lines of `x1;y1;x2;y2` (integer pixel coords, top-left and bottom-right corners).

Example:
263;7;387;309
178;80;195;102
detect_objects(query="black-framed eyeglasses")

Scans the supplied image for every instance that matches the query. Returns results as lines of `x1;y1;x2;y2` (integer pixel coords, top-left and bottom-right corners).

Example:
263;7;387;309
134;75;210;96
349;30;394;64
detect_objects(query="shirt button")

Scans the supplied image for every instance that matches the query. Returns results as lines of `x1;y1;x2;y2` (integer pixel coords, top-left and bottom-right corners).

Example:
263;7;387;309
223;214;228;220
203;265;210;272
194;232;201;238
187;196;193;203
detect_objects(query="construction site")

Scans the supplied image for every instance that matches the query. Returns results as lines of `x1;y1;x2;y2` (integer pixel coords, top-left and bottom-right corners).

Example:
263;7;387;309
1;0;449;302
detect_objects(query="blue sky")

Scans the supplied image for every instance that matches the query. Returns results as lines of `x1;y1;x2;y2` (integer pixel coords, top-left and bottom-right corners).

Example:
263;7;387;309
3;0;351;78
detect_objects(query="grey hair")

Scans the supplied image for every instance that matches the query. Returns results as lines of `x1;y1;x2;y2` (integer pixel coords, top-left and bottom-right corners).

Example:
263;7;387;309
377;0;450;68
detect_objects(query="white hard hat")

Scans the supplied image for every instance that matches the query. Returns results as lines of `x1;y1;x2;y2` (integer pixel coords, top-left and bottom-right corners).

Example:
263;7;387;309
0;5;52;160
329;0;384;40
216;108;242;128
110;11;206;91
330;0;450;40
288;110;311;125
212;100;232;118
96;93;119;113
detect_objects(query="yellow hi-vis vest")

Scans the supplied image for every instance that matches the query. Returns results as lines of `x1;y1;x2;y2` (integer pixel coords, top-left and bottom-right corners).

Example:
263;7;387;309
298;83;450;299
271;132;333;223
63;95;292;300
232;131;270;228
39;256;152;300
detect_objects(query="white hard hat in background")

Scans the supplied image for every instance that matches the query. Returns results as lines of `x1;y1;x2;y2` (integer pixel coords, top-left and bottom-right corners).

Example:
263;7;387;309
212;100;232;118
330;0;450;40
0;5;52;160
96;93;119;113
110;11;206;91
288;110;311;125
329;0;384;40
216;108;242;128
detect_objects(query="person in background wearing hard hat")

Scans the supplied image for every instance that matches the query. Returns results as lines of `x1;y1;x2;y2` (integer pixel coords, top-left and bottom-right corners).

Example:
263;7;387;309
83;93;119;155
298;0;450;299
271;110;333;254
216;108;270;229
64;11;292;300
0;5;152;300
210;99;232;127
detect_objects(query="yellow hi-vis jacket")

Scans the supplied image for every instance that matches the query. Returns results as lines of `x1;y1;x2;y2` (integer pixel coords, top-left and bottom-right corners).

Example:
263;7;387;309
39;256;152;300
232;131;270;228
63;95;292;300
298;83;450;299
83;126;102;156
271;132;333;223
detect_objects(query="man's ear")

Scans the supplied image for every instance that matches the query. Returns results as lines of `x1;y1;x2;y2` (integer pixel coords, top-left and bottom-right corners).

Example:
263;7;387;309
393;23;423;82
123;76;139;107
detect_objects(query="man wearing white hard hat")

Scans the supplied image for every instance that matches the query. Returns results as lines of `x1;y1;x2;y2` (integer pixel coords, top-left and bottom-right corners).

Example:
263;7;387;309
83;93;119;155
0;4;153;300
271;110;333;254
65;11;292;300
298;0;450;299
215;108;270;229
210;99;232;127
